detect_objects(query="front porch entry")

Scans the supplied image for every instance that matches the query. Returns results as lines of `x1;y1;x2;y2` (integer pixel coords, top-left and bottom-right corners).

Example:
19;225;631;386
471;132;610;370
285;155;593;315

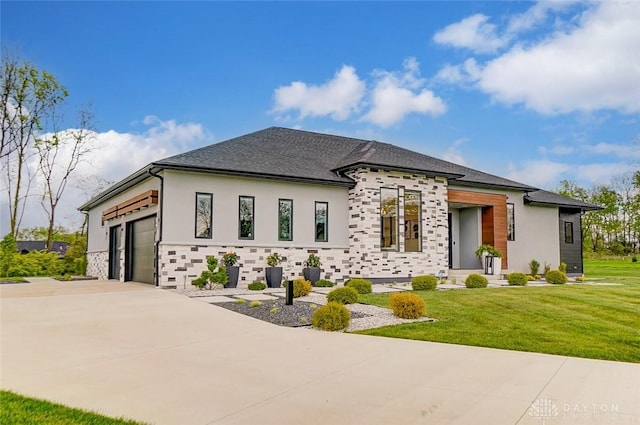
447;189;508;271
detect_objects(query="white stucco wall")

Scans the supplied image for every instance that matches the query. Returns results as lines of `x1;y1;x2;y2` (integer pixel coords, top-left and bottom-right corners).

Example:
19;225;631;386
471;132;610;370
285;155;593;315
507;200;560;273
161;170;349;247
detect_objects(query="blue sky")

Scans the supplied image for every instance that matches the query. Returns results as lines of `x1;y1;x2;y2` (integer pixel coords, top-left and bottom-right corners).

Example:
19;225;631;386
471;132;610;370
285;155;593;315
1;1;639;231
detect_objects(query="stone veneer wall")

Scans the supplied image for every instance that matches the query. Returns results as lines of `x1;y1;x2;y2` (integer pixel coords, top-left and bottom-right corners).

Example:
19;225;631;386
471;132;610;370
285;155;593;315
346;168;449;280
158;245;351;289
87;251;109;280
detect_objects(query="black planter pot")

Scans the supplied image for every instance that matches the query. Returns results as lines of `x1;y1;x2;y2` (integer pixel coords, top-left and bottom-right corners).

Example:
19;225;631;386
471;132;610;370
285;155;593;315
302;267;321;284
225;266;239;288
265;267;283;288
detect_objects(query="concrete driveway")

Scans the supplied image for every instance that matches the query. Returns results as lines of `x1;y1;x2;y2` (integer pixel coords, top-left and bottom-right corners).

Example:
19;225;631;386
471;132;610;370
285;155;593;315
1;279;638;425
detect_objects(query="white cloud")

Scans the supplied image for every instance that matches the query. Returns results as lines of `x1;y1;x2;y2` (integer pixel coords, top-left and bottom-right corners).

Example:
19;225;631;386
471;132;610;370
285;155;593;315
575;162;637;184
363;58;447;127
583;142;640;159
442;138;469;166
433;14;508;54
479;1;640;114
433;58;481;85
539;145;574;155
272;65;365;121
0;117;211;234
506;159;570;187
506;0;580;34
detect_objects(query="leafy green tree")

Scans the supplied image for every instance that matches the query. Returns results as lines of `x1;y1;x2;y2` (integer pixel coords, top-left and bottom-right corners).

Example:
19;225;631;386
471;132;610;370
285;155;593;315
1;51;68;239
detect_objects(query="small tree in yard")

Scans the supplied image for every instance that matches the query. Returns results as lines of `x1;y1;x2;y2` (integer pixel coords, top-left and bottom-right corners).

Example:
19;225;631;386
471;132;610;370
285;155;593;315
192;257;227;289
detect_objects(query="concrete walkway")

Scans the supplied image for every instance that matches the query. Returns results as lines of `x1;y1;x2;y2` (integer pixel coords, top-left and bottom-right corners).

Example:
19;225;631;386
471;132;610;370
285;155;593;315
1;280;638;425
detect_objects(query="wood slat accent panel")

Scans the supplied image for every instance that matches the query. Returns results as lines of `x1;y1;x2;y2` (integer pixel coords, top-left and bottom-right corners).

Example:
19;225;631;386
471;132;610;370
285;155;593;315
102;190;158;223
448;189;508;268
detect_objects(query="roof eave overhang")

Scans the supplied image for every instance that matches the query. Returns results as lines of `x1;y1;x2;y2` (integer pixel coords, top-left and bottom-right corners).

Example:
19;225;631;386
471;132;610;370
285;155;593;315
78;165;157;211
448;179;537;192
333;162;464;180
523;197;603;211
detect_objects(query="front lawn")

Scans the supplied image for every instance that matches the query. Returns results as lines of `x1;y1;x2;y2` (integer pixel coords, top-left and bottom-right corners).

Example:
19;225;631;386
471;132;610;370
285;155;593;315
356;261;640;363
0;390;147;425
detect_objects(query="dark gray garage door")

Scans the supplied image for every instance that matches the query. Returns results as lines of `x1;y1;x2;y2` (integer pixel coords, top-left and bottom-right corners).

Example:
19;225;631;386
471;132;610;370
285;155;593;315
126;216;156;284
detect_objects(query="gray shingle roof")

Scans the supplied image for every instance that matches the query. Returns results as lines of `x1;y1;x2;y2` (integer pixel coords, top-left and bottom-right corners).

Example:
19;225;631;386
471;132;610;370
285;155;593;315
154;127;534;190
80;126;592;210
524;190;602;211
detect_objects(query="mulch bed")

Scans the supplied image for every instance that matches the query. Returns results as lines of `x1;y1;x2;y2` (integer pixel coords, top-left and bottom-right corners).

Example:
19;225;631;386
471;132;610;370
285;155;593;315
215;297;370;327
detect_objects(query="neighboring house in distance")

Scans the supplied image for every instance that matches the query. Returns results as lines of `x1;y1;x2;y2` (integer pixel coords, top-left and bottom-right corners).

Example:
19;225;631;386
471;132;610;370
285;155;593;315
79;127;600;288
17;241;70;256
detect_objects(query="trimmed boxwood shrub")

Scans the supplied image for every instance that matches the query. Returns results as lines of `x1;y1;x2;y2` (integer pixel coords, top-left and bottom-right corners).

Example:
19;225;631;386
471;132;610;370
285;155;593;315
248;281;266;290
312;302;351;331
326;286;359;304
507;273;527;286
411;275;438;291
293;278;313;297
465;273;488;288
545;270;568;284
345;278;372;294
389;293;426;319
314;279;334;287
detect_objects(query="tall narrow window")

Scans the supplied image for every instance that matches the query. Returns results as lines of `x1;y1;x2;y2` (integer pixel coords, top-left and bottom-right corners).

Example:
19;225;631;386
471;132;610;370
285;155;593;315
380;187;398;250
315;201;328;242
404;190;421;252
564;221;574;244
195;192;212;239
278;199;293;241
507;203;515;241
239;196;254;239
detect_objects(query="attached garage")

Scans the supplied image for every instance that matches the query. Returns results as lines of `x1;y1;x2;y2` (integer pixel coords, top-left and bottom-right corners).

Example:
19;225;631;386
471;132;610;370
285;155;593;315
125;215;156;284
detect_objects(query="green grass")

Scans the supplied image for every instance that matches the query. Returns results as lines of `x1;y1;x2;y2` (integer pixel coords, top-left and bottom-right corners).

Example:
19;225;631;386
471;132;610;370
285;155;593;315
355;259;640;363
0;390;148;425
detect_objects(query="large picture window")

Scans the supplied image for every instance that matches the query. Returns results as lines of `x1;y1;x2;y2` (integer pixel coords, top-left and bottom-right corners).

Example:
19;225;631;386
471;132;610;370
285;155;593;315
278;199;293;241
380;188;398;250
507;203;515;241
315;201;328;242
195;192;212;239
404;190;421;252
239;196;254;239
564;221;574;244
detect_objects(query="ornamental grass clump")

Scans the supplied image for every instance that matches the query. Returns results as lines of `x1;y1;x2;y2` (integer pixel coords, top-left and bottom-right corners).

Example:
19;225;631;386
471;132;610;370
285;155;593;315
545;270;568;285
389;293;426;319
326;286;359;304
248;281;266;290
293;278;313;298
465;273;488;288
312;302;351;331
345;278;372;294
507;273;528;286
411;275;438;291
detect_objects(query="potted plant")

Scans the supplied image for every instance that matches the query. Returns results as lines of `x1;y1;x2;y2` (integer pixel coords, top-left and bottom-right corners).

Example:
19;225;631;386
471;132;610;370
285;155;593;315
474;244;503;275
192;256;228;290
302;253;322;284
265;252;283;288
222;251;239;288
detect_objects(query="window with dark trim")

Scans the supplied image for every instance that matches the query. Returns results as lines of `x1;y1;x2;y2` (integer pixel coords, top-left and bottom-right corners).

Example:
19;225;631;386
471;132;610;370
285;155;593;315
278;199;293;241
404;190;421;252
195;192;212;239
507;203;515;241
380;187;399;250
315;201;328;242
239;196;254;239
564;221;574;244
